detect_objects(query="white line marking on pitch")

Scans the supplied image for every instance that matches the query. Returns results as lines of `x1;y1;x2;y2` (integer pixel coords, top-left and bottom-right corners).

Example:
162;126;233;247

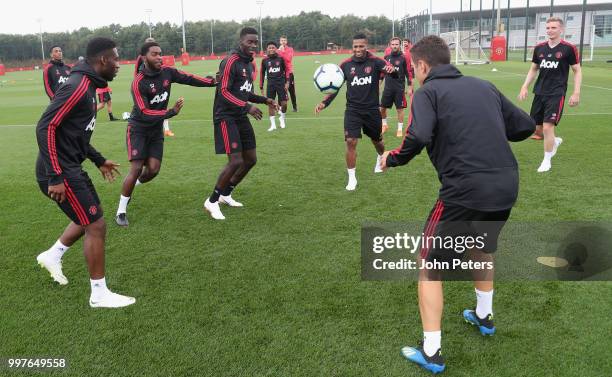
467;66;612;91
0;117;347;128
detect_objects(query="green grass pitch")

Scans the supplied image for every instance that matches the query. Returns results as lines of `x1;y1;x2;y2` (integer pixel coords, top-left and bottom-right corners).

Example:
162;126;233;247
0;54;610;376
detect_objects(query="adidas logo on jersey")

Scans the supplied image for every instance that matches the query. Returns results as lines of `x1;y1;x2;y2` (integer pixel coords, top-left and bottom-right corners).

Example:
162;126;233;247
240;81;253;92
84;116;96;131
58;76;68;84
269;67;281;73
540;59;559;69
150;91;168;104
351;76;372;86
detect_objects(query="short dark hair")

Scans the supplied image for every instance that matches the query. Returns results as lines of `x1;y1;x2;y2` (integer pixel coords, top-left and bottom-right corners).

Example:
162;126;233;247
49;45;61;54
266;41;278;48
410;35;451;67
86;37;116;59
140;41;160;56
353;33;368;41
240;27;258;38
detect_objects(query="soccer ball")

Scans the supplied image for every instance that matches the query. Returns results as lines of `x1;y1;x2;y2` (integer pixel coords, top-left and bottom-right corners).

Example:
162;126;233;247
122;112;131;120
313;64;345;94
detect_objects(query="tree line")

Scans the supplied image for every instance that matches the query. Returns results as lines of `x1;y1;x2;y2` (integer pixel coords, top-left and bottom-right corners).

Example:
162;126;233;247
0;12;395;66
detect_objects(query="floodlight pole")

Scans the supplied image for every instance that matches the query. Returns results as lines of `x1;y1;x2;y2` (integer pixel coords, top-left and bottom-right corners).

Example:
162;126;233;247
180;0;187;52
392;0;395;37
145;9;152;38
429;0;433;34
523;0;529;62
256;0;264;53
550;0;554;17
37;19;44;63
211;20;215;55
579;0;587;64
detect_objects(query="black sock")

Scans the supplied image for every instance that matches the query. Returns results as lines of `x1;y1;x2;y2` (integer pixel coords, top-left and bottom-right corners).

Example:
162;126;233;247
222;183;236;196
210;187;222;203
109;112;114;120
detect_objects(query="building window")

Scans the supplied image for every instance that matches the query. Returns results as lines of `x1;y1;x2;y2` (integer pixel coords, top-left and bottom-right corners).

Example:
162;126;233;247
540;17;547;22
539;36;546;40
566;16;574;21
565;34;573;39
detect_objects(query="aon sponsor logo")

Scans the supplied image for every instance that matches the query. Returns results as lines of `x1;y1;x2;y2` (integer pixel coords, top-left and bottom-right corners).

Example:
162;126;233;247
540;59;559;69
58;76;69;84
269;67;281;73
84;116;96;131
240;81;253;92
150;92;168;104
351;76;372;86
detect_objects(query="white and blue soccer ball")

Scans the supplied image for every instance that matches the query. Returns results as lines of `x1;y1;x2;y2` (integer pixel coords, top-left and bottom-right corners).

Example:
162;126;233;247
313;64;345;94
122;112;131;120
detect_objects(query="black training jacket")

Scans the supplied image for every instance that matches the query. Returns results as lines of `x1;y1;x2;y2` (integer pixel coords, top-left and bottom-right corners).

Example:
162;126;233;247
214;49;269;120
259;54;288;89
43;59;71;99
322;51;395;110
386;64;535;211
36;62;107;184
129;65;215;128
383;51;412;90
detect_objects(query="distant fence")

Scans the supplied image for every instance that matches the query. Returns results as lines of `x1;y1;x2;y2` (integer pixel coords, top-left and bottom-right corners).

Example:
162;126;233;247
2;49;356;73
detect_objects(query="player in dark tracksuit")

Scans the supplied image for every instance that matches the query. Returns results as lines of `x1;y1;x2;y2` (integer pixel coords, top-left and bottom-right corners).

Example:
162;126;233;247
381;37;413;137
43;45;71;100
315;33;396;191
134;37;177;136
260;41;290;131
518;17;582;173
115;41;216;226
380;36;535;374
35;37;135;308
203;27;277;220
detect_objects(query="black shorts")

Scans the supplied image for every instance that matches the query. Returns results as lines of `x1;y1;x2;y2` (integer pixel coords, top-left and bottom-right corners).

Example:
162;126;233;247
38;172;103;226
380;87;408;109
420;200;511;263
267;83;288;102
344;109;383;141
214;117;256;155
530;94;565;126
126;123;164;161
97;92;111;103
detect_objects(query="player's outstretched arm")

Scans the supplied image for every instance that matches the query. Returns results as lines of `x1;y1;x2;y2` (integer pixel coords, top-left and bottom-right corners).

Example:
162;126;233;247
385;90;435;168
170;67;216;87
316;91;339;114
497;88;536;141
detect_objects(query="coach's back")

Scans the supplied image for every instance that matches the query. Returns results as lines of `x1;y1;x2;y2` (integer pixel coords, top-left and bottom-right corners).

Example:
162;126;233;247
388;64;535;211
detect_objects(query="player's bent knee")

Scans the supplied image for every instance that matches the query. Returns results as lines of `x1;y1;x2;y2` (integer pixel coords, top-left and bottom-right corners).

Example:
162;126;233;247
228;157;244;169
85;217;106;236
244;157;257;168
